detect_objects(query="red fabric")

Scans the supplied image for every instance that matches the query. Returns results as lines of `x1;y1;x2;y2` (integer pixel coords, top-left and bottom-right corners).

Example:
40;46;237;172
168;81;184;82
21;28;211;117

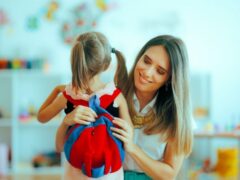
69;124;122;176
63;91;89;107
100;89;121;108
63;88;121;109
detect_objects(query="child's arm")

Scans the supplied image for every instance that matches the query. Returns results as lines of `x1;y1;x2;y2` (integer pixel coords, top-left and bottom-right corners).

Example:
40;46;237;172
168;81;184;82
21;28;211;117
37;85;66;123
55;119;69;152
115;93;133;126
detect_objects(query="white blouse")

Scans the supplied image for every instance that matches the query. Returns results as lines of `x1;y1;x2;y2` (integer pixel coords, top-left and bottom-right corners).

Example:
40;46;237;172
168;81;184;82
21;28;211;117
123;94;167;172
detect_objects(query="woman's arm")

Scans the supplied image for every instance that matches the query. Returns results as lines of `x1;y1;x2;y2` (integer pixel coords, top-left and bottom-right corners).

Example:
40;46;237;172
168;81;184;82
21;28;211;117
111;118;184;180
127;141;184;179
37;85;66;123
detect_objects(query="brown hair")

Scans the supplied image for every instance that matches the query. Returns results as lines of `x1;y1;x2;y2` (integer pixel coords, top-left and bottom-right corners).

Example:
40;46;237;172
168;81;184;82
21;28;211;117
123;35;193;156
71;32;128;92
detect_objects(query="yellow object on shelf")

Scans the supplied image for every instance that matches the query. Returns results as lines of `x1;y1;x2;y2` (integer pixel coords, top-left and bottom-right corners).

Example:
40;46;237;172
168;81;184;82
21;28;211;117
215;148;238;178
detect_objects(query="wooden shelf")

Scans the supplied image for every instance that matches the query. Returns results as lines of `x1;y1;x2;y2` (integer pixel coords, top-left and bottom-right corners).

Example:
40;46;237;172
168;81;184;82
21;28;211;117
195;132;240;139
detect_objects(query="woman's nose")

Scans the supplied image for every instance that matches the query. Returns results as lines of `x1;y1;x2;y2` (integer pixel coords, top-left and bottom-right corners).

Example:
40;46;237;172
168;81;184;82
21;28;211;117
144;66;155;77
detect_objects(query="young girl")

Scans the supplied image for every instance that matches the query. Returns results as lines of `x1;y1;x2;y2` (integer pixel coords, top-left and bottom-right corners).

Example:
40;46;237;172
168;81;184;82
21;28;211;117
37;32;132;180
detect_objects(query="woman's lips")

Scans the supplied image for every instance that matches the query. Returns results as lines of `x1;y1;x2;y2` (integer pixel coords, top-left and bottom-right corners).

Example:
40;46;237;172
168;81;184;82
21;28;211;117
139;72;151;84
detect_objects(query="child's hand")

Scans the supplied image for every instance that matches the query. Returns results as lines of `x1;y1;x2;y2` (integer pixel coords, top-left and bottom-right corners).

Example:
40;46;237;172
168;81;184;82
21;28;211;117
63;105;97;126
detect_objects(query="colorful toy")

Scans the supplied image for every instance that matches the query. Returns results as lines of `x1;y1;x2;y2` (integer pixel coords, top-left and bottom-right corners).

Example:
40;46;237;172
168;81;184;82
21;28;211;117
32;151;61;168
214;148;238;178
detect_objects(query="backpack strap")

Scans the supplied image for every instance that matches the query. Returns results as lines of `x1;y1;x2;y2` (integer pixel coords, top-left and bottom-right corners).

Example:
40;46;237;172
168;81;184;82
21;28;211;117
99;88;121;109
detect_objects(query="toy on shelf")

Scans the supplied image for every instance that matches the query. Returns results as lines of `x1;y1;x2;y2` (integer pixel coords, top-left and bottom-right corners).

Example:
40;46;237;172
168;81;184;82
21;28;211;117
194;107;209;118
214;148;238;178
19;104;38;122
189;147;239;179
198;148;239;179
0;58;49;71
32;151;61;168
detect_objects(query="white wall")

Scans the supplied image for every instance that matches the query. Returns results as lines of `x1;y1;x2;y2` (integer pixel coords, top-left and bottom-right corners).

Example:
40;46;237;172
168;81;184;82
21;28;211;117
1;0;240;125
180;0;240;125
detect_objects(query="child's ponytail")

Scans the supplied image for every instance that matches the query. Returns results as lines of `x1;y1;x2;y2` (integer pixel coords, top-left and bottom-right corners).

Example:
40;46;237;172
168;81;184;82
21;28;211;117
112;48;128;93
71;41;89;91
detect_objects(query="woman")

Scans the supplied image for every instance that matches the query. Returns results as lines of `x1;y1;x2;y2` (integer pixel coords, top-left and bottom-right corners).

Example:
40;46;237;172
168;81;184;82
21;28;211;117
55;35;193;179
111;35;193;179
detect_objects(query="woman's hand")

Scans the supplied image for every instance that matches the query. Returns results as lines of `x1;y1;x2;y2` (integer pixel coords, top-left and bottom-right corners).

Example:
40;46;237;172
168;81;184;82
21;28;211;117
63;105;97;126
111;118;135;153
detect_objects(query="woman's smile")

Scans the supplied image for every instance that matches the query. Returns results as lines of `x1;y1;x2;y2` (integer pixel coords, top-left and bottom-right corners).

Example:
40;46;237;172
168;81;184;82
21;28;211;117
139;72;152;84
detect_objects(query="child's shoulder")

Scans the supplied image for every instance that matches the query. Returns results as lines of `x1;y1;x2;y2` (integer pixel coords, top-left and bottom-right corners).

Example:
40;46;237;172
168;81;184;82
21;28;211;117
96;81;121;98
63;83;90;101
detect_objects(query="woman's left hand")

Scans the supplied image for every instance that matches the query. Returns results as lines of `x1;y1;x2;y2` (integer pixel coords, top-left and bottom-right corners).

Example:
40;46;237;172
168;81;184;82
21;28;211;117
111;118;135;153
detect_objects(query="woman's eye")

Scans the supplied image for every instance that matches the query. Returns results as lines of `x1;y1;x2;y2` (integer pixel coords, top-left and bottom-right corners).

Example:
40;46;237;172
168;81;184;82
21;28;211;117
157;69;165;75
144;58;150;64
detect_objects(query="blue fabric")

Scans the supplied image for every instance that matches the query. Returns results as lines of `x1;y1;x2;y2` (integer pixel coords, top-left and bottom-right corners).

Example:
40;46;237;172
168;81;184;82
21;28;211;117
82;164;108;178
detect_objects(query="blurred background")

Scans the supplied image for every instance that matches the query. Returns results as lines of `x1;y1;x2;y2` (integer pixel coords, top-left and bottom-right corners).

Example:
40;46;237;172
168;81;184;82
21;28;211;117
0;0;240;179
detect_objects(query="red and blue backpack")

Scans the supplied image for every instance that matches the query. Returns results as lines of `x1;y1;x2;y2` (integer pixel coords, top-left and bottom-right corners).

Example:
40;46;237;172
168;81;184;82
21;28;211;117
63;88;125;178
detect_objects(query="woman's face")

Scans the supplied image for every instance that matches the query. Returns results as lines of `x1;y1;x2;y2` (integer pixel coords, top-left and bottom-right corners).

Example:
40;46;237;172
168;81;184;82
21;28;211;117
134;45;171;95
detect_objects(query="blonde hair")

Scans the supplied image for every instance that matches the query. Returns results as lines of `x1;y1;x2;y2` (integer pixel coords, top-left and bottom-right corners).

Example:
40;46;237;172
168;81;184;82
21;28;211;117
123;35;193;156
71;32;128;92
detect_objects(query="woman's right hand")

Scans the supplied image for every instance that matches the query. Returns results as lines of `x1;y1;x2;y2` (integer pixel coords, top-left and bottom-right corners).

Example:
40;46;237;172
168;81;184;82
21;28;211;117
63;105;97;126
111;117;135;153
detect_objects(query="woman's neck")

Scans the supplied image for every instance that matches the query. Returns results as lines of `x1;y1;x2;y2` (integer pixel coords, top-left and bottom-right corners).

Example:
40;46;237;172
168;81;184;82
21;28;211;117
135;90;156;111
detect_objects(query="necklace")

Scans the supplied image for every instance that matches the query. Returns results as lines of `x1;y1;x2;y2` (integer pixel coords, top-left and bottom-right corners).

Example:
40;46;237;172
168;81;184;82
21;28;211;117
132;109;155;128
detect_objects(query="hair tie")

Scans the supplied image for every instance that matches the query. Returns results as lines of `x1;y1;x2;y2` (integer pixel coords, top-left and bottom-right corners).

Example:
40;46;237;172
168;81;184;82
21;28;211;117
111;48;116;53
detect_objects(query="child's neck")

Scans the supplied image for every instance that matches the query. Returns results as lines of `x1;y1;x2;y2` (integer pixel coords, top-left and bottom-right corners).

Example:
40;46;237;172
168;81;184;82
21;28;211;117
89;75;105;92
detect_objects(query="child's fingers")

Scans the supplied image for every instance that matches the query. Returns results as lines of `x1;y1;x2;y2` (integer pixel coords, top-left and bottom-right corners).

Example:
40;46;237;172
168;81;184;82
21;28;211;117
75;119;91;125
90;108;97;117
85;107;97;118
78;114;95;122
75;106;97;118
